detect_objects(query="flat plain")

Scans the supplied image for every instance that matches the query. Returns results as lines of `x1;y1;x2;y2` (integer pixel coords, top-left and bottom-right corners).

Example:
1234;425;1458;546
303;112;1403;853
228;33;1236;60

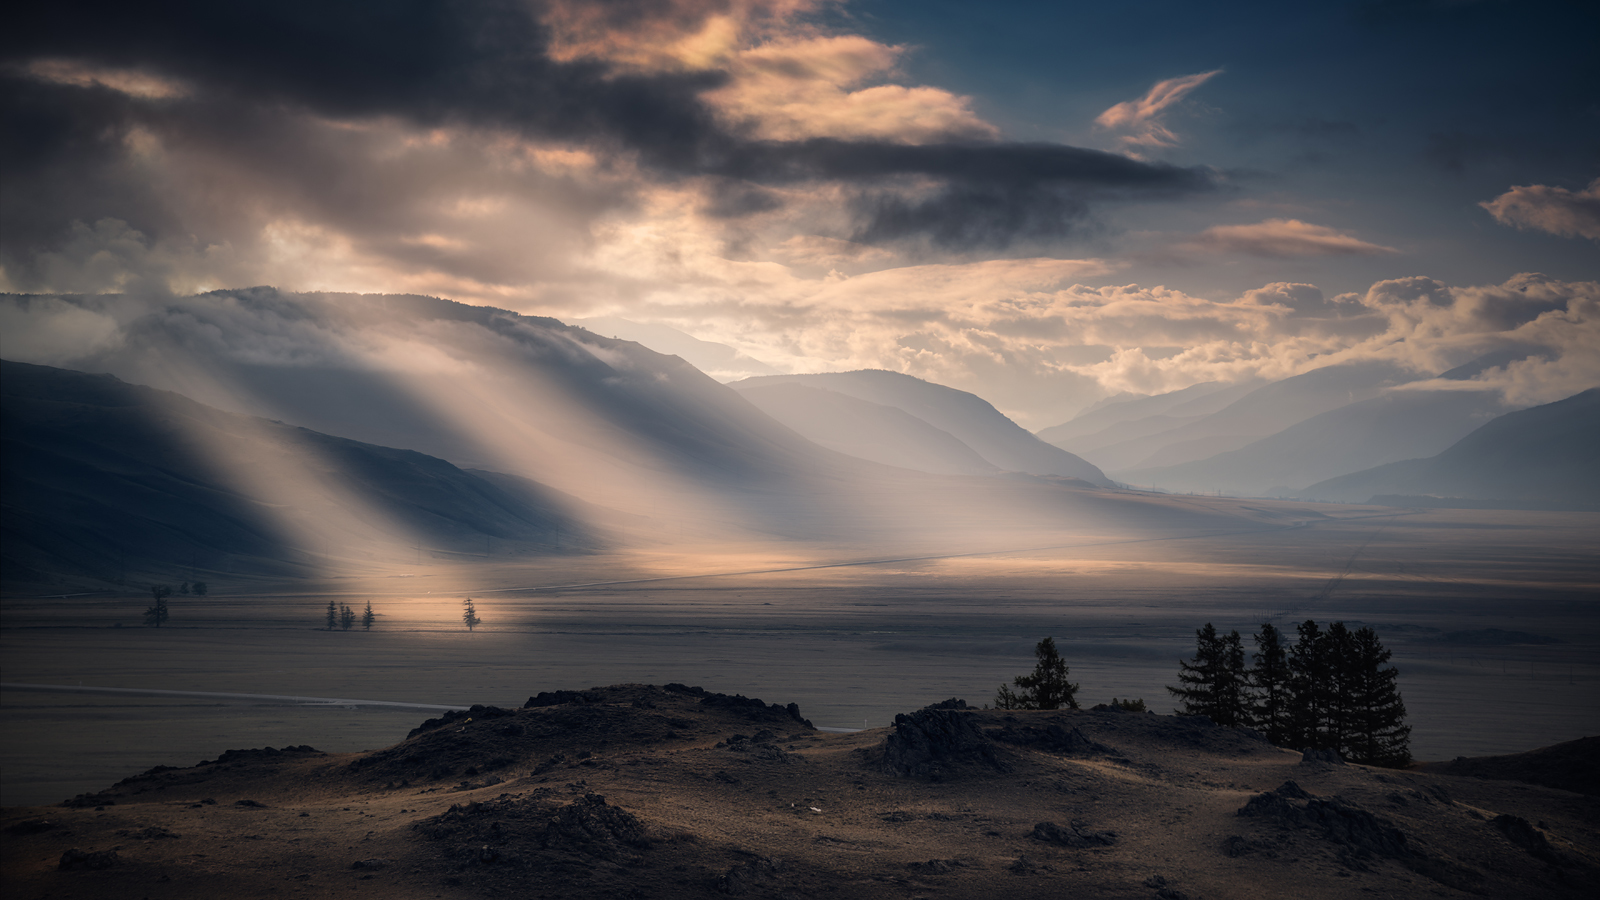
5;505;1597;809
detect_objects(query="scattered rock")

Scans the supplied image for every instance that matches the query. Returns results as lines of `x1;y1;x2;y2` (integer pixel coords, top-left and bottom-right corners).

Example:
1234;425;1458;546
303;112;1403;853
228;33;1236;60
234;799;268;808
1299;748;1344;767
541;793;650;859
1238;781;1410;860
1492;814;1561;863
58;848;119;871
988;721;1108;755
880;707;1010;780
122;826;179;840
906;858;961;874
716;856;782;894
351;858;389;870
1031;820;1117;848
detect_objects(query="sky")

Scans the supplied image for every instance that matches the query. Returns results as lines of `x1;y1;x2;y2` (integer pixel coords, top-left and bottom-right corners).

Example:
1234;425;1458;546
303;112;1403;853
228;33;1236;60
3;0;1597;428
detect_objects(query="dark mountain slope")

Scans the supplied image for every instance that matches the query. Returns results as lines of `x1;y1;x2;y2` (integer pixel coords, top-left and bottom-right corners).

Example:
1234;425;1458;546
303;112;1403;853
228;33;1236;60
1;360;594;590
1296;389;1600;509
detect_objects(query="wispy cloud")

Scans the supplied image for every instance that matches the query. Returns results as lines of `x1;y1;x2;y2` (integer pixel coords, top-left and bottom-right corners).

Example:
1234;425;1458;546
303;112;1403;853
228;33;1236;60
1095;70;1222;149
1183;219;1398;258
1480;179;1600;241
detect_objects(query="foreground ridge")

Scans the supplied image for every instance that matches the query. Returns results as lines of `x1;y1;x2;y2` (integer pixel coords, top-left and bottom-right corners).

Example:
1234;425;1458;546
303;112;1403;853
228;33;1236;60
3;684;1595;899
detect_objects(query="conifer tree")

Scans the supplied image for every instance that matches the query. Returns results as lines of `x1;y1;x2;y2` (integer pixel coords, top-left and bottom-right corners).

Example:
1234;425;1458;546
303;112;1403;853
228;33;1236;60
463;597;481;632
339;603;356;631
145;584;172;627
1322;622;1358;755
361;600;375;631
326;600;338;631
1287;619;1329;749
1249;622;1292;746
1168;624;1249;726
995;636;1079;709
1343;626;1411;766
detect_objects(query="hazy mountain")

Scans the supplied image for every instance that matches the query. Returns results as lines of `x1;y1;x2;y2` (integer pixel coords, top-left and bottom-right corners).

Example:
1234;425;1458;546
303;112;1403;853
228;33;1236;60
1035;380;1260;450
730;370;1108;485
1;360;594;588
733;382;1000;476
1295;388;1600;510
1114;389;1507;496
569;317;781;381
14;289;877;539
1083;361;1417;472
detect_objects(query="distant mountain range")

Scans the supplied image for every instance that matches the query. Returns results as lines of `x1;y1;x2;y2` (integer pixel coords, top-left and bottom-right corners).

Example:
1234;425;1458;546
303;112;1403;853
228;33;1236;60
730;371;1108;485
1;360;595;586
1295;389;1600;510
1060;361;1419;473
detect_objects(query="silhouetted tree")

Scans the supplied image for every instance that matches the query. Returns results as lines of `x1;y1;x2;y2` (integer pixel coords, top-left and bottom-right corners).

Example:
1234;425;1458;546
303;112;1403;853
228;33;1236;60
1249;622;1292;745
191;582;208;597
361;600;375;631
463;597;481;632
1109;697;1147;712
179;581;191;595
1287;619;1330;749
1168;624;1249;726
326;600;338;631
995;636;1079;709
145;584;172;627
339;603;356;631
1343;626;1411;766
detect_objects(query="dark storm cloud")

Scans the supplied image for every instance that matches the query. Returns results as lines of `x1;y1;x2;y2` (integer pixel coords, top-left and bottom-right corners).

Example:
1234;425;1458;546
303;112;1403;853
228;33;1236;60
2;0;1213;264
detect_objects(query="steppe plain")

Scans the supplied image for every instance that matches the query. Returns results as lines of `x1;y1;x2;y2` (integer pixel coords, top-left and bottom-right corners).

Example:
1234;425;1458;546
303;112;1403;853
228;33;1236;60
5;502;1598;811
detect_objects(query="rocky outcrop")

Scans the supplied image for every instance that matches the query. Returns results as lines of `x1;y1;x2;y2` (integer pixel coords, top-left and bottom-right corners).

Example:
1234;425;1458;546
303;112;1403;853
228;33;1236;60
880;708;1009;780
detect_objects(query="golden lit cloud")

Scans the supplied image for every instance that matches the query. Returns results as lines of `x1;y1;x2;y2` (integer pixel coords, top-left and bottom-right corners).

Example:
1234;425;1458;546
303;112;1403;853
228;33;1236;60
1480;178;1600;241
1183;219;1398;258
1095;70;1222;149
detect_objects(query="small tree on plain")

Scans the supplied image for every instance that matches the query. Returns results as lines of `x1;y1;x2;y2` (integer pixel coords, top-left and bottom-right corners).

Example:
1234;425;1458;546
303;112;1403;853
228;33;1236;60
326;600;339;631
145;584;172;627
191;582;208;597
463;597;481;632
339;603;356;631
361;600;375;631
1167;623;1249;726
995;636;1079;710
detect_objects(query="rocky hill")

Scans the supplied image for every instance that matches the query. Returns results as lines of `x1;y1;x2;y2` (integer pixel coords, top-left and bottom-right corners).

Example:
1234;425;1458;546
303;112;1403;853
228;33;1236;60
3;684;1594;899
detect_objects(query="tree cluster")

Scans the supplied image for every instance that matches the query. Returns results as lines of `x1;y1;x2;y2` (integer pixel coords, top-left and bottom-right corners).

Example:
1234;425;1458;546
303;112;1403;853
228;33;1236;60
325;600;376;631
1168;620;1411;767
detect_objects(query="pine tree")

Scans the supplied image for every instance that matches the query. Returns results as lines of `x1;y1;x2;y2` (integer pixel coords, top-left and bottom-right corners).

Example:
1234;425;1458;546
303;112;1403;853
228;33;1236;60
1323;622;1358;756
1168;624;1249;726
1344;626;1411;766
1287;620;1329;749
145;584;172;627
995;636;1079;709
340;603;356;631
463;597;481;632
326;600;338;631
1249;622;1293;746
361;600;375;631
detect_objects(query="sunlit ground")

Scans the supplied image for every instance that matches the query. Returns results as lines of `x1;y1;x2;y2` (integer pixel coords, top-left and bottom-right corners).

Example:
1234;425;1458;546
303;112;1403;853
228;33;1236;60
4;507;1598;807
